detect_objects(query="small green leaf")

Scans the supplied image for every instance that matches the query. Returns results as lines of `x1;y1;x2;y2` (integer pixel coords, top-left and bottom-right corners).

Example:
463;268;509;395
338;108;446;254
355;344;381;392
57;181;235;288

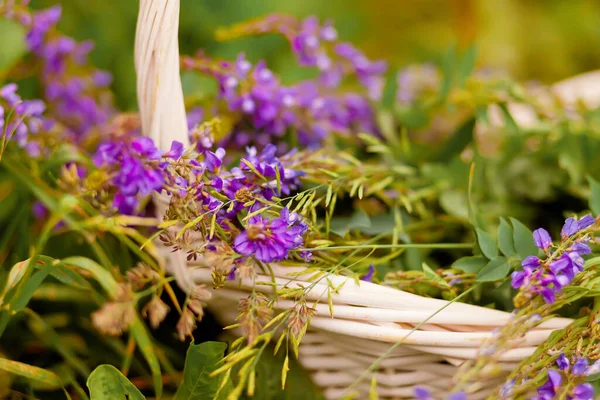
456;44;477;87
130;319;162;398
47;263;91;290
497;218;516;257
510;218;538;259
0;357;63;389
422;263;449;287
475;228;498;260
498;103;519;134
476;257;510;282
587;176;600;215
0;19;27;72
174;341;231;400
452;256;488;274
87;365;144;400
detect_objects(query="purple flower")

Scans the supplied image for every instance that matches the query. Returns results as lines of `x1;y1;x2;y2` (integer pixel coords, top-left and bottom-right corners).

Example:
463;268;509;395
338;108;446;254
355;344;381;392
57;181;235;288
586;360;600;376
233;208;307;263
572;358;589;375
226;267;237;281
0;83;21;106
522;256;540;268
511;268;533;289
570;383;595;400
447;393;466;400
32;201;48;220
92;137;168;214
538;287;556;304
413;387;433;400
572;242;591;255
562;217;579;237
361;264;375;282
500;379;515;397
556;353;570;371
577;214;595;230
537;369;562;398
165;141;184;159
533;228;552;249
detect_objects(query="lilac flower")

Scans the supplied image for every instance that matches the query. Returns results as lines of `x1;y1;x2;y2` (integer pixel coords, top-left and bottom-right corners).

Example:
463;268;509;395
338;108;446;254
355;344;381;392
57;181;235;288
585;360;600;376
500;379;515;398
447;393;466;400
572;242;591;255
165;141;184;160
571;383;595;400
233;208;307;263
537;369;562;398
577;214;595;230
510;267;533;289
361;264;375;282
0;84;21;106
183;16;383;148
93;137;168;214
413;387;433;400
556;353;570;371
562;217;579;237
572;357;589;375
6;5;113;138
513;216;595;305
533;228;552;249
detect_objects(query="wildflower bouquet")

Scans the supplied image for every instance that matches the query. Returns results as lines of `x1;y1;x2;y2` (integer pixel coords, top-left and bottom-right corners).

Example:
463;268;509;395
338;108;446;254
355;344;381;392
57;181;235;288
0;1;599;399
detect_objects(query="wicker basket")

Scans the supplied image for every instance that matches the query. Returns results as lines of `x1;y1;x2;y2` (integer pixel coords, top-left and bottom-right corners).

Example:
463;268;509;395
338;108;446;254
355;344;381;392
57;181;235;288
133;2;597;398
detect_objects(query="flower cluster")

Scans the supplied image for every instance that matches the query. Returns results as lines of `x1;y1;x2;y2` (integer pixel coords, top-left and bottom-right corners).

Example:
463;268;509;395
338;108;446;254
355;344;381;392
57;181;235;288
234;208;308;263
0;83;54;156
164;140;310;265
183;15;384;149
216;14;388;98
92;138;181;214
531;353;599;400
1;3;113;138
511;215;596;305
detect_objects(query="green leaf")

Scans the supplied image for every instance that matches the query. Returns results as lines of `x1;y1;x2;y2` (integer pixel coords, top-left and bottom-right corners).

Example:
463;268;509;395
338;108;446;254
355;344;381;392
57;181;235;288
510;218;538;259
130;319;162;398
0;19;27;72
87;365;144;400
451;256;488;274
422;263;449;287
381;68;398;108
498;103;519;134
497;218;516;257
475;228;498;260
239;347;323;400
587;176;600;215
476;257;510;282
456;44;477;87
0;357;63;390
330;209;371;237
62;257;118;293
439;44;457;100
46;263;92;291
175;341;231;400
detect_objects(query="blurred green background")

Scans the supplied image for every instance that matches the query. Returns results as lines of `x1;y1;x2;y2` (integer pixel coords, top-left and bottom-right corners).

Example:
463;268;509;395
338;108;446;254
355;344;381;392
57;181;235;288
29;0;600;110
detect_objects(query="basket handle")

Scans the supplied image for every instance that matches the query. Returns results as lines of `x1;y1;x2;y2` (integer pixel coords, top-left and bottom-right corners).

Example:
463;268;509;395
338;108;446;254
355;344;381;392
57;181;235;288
134;0;189;151
134;0;193;292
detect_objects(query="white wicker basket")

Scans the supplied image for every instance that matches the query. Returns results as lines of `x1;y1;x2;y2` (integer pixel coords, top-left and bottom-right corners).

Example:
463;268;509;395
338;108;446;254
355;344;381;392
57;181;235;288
133;2;599;398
